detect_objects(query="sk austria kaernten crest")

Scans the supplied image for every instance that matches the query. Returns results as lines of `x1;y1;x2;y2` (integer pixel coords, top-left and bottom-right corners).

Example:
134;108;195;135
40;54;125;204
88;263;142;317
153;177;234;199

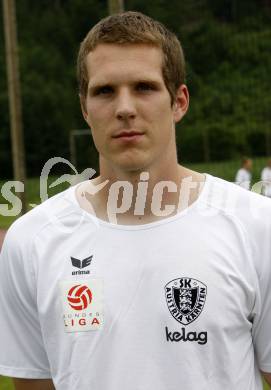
165;277;207;325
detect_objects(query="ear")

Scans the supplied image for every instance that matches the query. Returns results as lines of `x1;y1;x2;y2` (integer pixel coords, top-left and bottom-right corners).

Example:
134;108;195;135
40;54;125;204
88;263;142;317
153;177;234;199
173;84;189;123
79;94;89;123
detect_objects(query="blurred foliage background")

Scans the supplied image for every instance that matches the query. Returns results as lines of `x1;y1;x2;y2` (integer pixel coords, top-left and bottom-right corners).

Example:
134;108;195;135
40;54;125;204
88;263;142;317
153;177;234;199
1;0;271;178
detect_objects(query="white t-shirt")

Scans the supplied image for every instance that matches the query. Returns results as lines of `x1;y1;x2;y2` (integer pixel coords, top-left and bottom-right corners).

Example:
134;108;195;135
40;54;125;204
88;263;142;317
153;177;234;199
0;174;271;390
261;167;271;197
235;168;251;190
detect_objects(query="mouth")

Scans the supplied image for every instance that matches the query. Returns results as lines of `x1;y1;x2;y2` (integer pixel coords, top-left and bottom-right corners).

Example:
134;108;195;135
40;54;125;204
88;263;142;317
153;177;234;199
112;131;145;141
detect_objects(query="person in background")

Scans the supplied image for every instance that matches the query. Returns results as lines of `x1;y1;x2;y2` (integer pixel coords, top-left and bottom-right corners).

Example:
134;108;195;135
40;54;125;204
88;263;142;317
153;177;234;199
235;157;253;190
261;158;271;197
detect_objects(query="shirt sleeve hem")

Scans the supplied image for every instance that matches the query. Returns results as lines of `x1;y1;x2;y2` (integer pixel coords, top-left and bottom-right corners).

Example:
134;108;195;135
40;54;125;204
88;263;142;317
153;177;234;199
259;364;271;373
0;365;51;379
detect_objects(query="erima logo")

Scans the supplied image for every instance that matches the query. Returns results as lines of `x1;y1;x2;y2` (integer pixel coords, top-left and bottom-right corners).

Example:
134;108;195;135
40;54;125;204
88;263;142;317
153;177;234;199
71;255;93;275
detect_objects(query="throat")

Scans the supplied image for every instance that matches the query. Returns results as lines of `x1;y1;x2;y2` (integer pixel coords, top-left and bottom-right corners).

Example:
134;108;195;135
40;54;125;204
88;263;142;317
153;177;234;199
75;169;205;225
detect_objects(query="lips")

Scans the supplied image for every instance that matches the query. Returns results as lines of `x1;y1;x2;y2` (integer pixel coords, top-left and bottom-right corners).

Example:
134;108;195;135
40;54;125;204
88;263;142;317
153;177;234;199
113;131;144;139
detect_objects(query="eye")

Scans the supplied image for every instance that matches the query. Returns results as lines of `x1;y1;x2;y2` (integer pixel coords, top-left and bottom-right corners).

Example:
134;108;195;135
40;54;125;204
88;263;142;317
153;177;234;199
94;86;114;96
136;82;156;92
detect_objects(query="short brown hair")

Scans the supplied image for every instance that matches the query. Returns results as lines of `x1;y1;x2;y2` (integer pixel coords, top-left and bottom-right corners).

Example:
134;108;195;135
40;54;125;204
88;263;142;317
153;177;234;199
77;11;186;105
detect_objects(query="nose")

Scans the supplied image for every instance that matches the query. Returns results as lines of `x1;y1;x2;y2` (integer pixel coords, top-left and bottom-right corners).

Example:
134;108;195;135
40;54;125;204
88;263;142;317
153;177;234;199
115;88;136;121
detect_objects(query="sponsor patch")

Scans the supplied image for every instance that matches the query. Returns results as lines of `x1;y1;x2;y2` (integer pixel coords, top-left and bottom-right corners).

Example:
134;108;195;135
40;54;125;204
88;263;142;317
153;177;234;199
165;277;207;325
60;279;103;332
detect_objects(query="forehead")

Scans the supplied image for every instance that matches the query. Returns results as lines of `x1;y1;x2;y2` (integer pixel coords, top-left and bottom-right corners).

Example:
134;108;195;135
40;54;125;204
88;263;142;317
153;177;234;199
85;43;164;85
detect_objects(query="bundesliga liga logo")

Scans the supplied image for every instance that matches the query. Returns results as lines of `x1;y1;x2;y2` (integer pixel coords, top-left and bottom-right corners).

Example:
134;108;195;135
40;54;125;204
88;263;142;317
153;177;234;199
67;284;92;311
61;280;102;332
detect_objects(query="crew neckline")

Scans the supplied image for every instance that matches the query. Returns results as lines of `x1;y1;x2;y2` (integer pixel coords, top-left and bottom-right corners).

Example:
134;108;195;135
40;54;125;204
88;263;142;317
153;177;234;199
67;173;211;231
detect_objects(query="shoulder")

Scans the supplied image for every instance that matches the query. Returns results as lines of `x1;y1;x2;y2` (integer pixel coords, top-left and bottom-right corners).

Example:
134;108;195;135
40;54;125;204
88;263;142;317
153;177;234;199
203;176;271;260
203;175;271;231
3;185;79;251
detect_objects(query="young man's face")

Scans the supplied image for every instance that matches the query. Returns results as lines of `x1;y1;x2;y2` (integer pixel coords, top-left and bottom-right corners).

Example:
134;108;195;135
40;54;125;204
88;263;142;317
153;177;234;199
81;43;188;173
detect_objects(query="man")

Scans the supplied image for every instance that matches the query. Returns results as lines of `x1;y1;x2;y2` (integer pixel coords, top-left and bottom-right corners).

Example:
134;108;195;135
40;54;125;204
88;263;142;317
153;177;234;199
261;158;271;197
0;11;271;390
235;157;253;190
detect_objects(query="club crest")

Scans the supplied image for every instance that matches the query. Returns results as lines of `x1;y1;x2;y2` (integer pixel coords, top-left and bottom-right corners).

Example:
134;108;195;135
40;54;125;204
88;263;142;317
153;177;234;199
165;277;207;325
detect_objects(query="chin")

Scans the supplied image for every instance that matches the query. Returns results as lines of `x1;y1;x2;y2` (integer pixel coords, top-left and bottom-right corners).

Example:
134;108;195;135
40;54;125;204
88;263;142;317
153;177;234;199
113;154;151;172
117;163;147;173
101;151;153;174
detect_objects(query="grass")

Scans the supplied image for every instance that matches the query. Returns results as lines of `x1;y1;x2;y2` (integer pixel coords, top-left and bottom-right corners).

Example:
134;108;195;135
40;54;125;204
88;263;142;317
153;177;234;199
186;156;267;183
0;377;14;390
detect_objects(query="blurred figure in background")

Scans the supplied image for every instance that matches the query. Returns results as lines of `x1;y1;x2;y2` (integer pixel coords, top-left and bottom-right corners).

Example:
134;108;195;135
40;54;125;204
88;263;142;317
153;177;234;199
235;157;253;190
261;158;271;197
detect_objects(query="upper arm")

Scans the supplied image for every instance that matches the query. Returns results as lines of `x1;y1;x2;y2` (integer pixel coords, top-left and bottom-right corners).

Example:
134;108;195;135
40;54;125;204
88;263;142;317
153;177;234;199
13;378;55;390
248;203;271;377
262;372;271;387
0;227;51;378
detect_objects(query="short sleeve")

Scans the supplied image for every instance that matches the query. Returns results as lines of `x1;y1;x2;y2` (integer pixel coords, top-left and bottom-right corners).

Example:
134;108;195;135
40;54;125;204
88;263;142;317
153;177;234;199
251;217;271;373
0;222;51;379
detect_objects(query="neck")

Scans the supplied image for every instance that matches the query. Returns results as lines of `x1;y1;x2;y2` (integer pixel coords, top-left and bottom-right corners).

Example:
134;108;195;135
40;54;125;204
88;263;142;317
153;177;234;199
77;161;205;225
